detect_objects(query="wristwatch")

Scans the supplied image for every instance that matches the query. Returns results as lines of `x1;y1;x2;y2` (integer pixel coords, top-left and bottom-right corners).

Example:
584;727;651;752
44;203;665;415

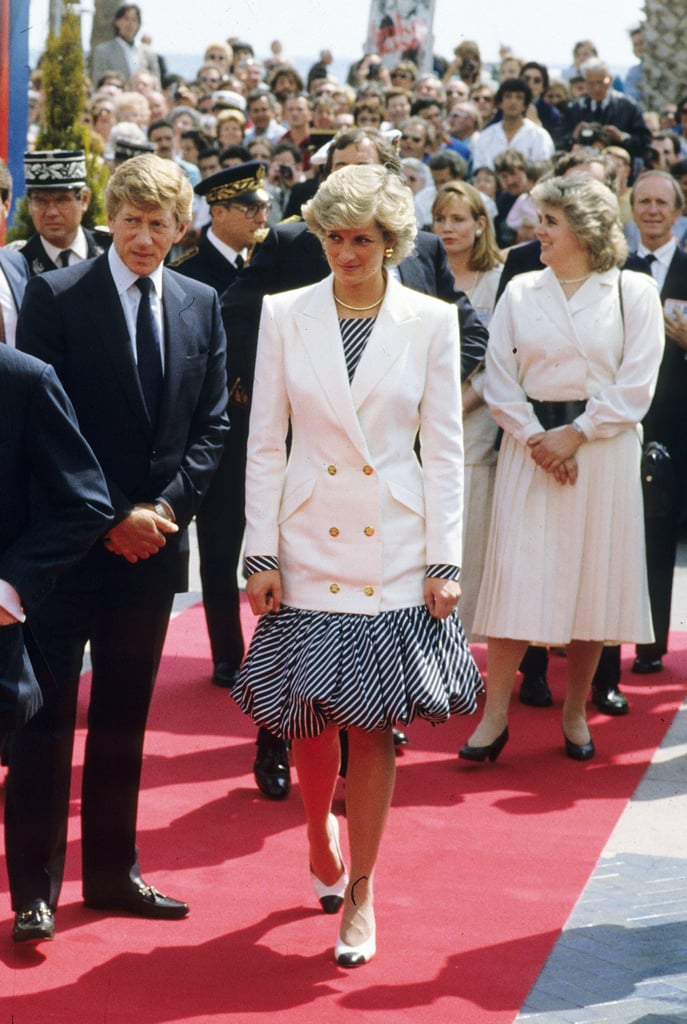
153;501;173;521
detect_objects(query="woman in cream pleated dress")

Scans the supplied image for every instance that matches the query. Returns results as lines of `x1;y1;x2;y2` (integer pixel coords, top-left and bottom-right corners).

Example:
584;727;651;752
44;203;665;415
463;174;664;763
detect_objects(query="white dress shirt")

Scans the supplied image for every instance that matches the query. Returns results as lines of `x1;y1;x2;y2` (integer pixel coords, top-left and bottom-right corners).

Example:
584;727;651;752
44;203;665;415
42;226;90;267
107;244;165;370
471;118;555;170
206;227;246;269
637;237;676;294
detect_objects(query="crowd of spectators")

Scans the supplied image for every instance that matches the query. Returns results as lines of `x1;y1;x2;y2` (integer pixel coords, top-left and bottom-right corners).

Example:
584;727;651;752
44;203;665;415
19;10;687;255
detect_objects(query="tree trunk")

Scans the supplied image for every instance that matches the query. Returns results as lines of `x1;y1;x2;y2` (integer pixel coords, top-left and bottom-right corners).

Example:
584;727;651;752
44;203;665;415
48;0;64;34
90;0;120;55
642;0;687;109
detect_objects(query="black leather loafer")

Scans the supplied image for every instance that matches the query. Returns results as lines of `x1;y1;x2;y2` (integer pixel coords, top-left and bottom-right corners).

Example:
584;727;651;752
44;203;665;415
631;657;663;675
212;662;240;688
12;899;56;942
519;674;553;707
253;742;291;800
84;884;189;920
592;686;629;716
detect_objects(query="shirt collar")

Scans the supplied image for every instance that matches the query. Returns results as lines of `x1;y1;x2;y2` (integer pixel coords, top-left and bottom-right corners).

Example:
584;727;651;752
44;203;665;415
207;226;245;265
107;243;164;298
42;226;89;264
638;237;676;265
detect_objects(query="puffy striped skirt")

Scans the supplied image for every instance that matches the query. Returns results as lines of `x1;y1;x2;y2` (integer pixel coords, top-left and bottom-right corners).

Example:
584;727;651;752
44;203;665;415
232;604;483;739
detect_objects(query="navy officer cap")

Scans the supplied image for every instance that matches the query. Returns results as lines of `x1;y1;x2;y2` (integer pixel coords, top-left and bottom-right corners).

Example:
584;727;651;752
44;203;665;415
194;160;270;205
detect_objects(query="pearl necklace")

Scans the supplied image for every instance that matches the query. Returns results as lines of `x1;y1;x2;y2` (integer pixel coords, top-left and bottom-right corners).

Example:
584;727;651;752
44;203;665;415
556;272;592;285
333;291;385;311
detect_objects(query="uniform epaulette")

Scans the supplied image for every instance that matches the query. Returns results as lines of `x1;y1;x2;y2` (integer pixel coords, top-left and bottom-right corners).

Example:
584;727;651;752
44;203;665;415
169;247;199;268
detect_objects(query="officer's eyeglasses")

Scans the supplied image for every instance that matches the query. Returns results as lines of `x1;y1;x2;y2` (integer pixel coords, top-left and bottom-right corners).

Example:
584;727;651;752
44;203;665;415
229;202;272;219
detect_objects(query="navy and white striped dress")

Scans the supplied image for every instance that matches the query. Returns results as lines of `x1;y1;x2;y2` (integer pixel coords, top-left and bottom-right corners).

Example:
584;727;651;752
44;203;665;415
233;316;483;740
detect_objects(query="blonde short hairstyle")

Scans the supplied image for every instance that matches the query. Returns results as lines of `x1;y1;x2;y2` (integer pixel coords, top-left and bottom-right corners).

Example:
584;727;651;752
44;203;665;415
302;164;417;265
531;174;627;271
216;108;247;131
105;153;193;226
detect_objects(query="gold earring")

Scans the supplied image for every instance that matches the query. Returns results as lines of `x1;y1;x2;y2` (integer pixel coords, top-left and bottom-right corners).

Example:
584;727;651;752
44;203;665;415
384;247;394;258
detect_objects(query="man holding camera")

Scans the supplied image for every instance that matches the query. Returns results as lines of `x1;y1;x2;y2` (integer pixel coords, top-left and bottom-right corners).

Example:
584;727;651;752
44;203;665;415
563;58;651;161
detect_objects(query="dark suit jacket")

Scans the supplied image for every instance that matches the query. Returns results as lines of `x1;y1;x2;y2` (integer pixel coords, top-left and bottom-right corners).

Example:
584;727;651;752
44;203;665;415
563;91;651;158
282;178;319;220
221;221;489;412
0;346;113;611
0;248;30;312
643;248;687;454
172;233;239;296
19;229;107;276
17;255;229;593
0;345;113;730
496;239;652;304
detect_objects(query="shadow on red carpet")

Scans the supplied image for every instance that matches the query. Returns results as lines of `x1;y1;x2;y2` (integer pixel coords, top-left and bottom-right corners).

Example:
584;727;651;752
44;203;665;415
1;599;685;1024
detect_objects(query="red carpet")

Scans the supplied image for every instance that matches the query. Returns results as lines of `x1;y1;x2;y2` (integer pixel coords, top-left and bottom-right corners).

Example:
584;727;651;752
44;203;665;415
1;599;686;1023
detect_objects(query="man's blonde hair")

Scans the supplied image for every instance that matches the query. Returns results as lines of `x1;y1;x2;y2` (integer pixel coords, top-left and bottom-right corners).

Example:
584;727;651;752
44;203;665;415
105;153;193;225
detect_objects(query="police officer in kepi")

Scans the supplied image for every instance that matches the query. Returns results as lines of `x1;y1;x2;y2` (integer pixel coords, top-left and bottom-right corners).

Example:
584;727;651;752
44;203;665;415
173;162;272;707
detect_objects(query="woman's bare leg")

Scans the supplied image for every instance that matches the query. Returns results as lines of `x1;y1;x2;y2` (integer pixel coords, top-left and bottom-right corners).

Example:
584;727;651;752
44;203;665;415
292;723;345;885
466;637;528;747
563;640;604;745
339;726;396;948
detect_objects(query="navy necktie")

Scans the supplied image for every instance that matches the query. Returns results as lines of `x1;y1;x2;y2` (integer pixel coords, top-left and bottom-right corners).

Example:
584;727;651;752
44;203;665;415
58;249;71;267
135;277;163;428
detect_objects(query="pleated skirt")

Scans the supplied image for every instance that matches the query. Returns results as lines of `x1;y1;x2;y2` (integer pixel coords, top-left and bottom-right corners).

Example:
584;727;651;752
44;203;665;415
473;427;654;645
232;604;483;739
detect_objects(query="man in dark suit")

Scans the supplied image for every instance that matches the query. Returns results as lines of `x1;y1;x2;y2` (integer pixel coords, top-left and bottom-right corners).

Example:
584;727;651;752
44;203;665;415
221;127;489;799
0;159;29;345
630;170;687;675
495;152;651;715
0;347;113;762
562;58;651;161
7;154;228;942
16;151;107;276
173;162;270;687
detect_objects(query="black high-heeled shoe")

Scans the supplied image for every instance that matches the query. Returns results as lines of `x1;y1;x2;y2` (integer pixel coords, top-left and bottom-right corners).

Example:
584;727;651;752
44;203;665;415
563;730;595;761
458;726;509;763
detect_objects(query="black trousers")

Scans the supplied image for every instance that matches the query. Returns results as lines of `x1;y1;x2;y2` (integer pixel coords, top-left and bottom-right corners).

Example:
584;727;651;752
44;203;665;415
520;644;620;689
4;575;174;909
195;437;246;670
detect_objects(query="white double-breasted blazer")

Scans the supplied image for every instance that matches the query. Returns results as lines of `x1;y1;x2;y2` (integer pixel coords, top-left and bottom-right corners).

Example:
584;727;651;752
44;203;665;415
244;273;464;615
